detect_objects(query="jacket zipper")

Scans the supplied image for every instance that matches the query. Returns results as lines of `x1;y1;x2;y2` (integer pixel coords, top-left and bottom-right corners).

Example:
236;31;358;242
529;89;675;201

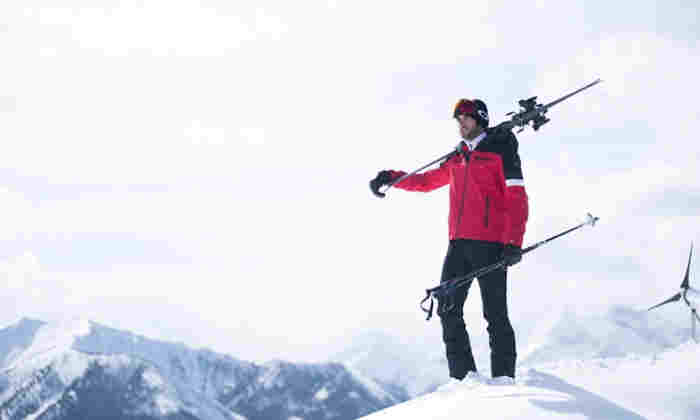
455;153;468;237
484;196;490;227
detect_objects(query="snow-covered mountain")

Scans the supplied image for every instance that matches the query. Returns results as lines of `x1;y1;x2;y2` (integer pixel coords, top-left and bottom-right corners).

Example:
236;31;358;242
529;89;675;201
331;305;694;402
330;331;446;398
0;318;408;420
519;305;689;366
4;305;694;420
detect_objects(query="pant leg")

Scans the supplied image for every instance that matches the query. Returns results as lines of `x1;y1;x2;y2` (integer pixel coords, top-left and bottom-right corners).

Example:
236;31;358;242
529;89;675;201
474;242;517;378
438;240;477;380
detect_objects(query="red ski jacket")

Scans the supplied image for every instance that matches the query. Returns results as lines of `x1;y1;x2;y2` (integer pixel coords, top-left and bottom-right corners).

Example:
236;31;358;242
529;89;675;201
390;127;528;247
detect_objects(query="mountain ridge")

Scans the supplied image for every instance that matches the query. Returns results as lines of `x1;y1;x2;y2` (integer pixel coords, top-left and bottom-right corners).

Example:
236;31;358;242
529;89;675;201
0;317;408;420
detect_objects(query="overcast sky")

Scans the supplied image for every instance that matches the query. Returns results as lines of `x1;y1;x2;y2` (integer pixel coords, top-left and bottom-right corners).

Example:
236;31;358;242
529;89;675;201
1;0;700;363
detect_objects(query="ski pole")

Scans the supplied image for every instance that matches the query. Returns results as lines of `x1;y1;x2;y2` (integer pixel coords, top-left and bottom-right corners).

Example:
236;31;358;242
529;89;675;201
420;213;600;320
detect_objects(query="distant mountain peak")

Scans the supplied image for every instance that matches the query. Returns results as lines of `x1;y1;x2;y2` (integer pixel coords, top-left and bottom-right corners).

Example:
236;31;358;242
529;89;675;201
519;304;688;366
4;317;92;374
2;317;45;329
1;318;407;420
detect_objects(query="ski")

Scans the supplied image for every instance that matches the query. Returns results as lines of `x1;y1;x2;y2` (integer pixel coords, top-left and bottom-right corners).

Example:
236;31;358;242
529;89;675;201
501;78;602;133
371;79;602;198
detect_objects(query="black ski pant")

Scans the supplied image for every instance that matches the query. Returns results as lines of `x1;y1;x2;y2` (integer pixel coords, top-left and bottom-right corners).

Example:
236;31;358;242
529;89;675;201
438;239;517;379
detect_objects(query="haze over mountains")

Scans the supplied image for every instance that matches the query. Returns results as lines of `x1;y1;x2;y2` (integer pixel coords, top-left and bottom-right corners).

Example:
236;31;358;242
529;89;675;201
1;304;695;419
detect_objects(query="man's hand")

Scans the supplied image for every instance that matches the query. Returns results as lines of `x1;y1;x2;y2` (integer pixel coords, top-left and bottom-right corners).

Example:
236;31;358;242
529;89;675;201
502;244;522;266
370;170;395;198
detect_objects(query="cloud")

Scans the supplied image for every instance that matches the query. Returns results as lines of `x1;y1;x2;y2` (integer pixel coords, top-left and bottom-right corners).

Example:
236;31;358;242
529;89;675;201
0;186;36;240
0;96;16;112
2;0;700;363
520;33;700;295
533;32;700;141
0;253;40;291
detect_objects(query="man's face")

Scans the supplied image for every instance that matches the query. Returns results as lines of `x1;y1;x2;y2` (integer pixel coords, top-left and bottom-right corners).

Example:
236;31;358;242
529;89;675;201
456;114;480;140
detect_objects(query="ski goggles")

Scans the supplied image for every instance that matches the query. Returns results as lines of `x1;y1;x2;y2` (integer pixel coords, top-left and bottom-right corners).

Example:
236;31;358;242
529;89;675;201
453;99;477;119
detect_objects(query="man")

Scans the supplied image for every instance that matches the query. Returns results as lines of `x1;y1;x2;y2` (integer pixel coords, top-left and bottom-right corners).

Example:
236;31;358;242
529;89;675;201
370;99;528;380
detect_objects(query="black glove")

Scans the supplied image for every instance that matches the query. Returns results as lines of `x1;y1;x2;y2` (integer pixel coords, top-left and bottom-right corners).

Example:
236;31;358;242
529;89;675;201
369;170;394;198
502;244;522;266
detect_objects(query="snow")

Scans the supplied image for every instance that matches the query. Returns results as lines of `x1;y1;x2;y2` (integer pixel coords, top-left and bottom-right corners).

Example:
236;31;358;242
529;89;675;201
2;347;23;367
361;370;598;420
52;350;91;385
1;318;261;420
333;330;448;397
139;367;180;415
6;309;697;420
352;304;700;420
528;342;700;420
338;305;690;399
314;386;329;401
6;318;91;374
259;360;286;389
25;396;60;420
154;394;180;415
360;370;638;420
359;342;700;420
519;305;686;366
345;366;392;402
142;368;166;388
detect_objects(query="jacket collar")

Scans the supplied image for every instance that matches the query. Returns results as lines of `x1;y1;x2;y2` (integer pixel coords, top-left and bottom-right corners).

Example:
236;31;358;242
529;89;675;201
464;131;487;151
